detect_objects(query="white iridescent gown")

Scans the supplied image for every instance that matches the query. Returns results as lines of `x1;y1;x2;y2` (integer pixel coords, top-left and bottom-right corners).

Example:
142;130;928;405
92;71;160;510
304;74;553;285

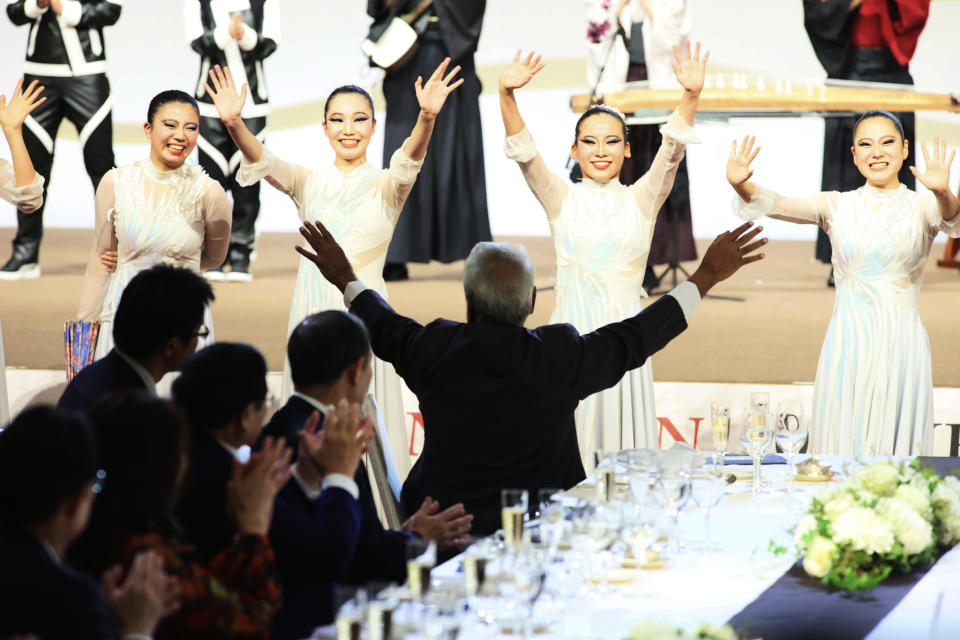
736;183;960;455
504;110;697;468
236;145;423;479
78;160;231;358
0;159;44;425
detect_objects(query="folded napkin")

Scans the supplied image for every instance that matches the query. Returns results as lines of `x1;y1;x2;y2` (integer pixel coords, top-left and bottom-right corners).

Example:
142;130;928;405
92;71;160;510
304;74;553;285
724;454;787;465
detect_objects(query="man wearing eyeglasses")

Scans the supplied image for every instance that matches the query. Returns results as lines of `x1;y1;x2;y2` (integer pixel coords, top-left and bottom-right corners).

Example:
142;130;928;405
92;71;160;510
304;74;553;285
59;264;214;412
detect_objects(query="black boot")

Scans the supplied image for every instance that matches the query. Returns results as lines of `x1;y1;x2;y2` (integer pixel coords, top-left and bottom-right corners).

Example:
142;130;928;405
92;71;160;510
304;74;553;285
0;239;40;280
643;265;659;293
225;244;253;282
826;267;835;288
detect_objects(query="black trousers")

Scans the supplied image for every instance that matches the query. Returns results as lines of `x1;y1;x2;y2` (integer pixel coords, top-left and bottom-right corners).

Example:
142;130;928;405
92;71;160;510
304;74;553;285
198;114;265;260
816;47;915;263
14;73;115;249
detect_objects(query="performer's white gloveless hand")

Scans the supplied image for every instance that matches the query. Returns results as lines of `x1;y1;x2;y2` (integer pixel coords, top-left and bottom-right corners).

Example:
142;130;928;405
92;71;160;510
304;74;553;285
499;50;546;92
0;78;46;133
727;135;761;187
205;64;247;126
911;138;956;194
671;40;709;95
415;57;464;120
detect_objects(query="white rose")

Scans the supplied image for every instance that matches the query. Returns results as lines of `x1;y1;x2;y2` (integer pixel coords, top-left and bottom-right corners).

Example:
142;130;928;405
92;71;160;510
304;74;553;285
933;482;960;544
943;475;960;497
815;484;845;506
853;462;900;496
877;498;934;556
894;484;932;520
831;507;895;555
823;492;857;521
795;514;818;550
803;536;838;578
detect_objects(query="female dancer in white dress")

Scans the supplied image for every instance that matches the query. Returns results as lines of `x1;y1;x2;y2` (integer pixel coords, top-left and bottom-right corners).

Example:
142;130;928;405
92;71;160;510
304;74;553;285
727;111;960;455
498;44;706;467
78;90;231;359
0;78;45;424
204;61;462;477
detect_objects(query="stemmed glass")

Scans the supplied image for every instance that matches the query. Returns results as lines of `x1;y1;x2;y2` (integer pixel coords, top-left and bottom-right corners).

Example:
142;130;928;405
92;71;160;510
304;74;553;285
740;409;774;494
692;454;726;550
654;470;692;556
511;550;547;638
593;450;617;502
584;500;623;592
536;489;566;559
501;489;529;550
775;402;808;478
710;403;731;460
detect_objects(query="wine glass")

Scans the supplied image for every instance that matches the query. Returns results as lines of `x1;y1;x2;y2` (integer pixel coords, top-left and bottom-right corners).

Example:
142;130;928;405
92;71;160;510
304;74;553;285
710;403;731;460
501;489;529;550
740;409;774;494
584;500;623;592
654;470;692;556
775;402;808;478
536;489;566;559
512;550;547;638
692;455;726;551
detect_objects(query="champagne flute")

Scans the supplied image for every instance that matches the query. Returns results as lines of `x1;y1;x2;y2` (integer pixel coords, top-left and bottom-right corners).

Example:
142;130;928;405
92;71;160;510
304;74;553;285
593;450;616;502
655;470;692;556
710;403;731;460
740;409;774;494
775;402;808;478
501;489;529;550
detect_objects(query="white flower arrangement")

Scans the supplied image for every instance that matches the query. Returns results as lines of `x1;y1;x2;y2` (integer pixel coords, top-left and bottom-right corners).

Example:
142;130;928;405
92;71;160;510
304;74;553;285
795;459;960;590
625;620;738;640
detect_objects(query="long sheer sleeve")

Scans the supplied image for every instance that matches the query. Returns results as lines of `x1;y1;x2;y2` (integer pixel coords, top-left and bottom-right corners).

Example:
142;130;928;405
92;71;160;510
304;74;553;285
629;108;698;221
199;181;232;270
920;192;960;238
380;141;424;221
504;127;569;221
0;159;44;213
732;184;835;229
77;171;118;322
236;146;314;212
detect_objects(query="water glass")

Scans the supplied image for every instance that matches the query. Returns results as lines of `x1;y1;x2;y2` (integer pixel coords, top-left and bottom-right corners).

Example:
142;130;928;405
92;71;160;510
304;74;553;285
740;410;774;494
692;455;726;550
655;470;692;555
775;402;808;476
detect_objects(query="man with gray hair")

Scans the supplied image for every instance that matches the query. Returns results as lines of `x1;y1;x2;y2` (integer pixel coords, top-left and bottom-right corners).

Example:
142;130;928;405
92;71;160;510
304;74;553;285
297;219;766;535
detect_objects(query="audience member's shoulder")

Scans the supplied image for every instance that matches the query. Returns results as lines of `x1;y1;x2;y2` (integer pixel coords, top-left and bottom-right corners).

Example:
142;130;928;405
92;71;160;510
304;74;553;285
530;321;580;342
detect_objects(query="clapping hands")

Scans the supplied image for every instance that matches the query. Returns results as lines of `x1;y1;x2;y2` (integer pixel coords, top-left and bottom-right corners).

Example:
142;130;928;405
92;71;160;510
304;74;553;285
416;58;464;120
298;400;374;479
227;436;292;536
499;50;546;93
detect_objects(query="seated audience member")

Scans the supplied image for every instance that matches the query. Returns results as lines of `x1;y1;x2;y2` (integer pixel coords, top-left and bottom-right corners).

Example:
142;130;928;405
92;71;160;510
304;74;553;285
58;265;214;412
297;219;767;535
260;311;474;585
67;392;291;640
0;406;170;639
173;342;370;639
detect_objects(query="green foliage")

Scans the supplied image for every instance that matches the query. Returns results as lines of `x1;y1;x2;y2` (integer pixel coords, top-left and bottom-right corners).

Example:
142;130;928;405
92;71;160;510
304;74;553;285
767;539;788;556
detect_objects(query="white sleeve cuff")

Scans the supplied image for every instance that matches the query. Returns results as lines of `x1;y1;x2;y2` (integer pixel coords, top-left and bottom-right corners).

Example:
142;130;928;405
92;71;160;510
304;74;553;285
503;127;539;163
238;23;258;51
121;635;153;640
660;108;700;145
387;143;424;185
213;23;232;49
59;0;83;27
343;280;369;307
322;473;360;500
732;184;776;222
667;280;701;321
235;147;275;187
24;0;48;18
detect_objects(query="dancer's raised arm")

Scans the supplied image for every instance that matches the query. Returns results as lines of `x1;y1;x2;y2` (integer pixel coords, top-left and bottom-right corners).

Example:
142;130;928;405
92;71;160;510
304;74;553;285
401;58;463;162
499;50;545;136
0;78;46;211
206;65;262;164
912;138;959;224
672;40;707;127
727;135;832;227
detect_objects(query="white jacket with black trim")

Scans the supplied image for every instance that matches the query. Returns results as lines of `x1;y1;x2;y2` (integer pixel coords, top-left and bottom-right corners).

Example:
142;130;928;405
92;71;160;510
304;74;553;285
6;0;122;77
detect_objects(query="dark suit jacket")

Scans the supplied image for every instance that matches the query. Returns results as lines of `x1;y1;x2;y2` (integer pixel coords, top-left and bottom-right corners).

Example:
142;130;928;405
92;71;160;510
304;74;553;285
0;525;121;639
261;396;412;585
58;348;148;412
175;426;364;640
350;289;688;536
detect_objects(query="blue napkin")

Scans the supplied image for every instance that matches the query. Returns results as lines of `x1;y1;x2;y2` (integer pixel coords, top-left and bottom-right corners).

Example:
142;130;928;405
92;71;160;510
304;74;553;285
724;454;787;465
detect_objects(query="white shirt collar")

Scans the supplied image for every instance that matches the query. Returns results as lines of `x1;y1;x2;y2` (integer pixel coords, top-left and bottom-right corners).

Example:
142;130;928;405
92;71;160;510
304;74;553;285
291;463;322;502
291;391;331;416
115;349;158;395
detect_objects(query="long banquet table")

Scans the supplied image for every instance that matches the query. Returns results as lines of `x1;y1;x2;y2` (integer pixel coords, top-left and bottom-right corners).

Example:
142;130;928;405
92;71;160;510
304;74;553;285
429;455;960;640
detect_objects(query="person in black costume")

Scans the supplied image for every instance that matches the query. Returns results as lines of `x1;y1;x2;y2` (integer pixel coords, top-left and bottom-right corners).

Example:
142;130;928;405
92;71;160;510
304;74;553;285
803;0;929;286
3;0;120;279
186;0;279;281
367;0;491;281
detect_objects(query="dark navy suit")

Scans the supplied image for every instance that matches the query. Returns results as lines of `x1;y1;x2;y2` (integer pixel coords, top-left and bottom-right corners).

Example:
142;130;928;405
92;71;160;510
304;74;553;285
58;349;147;412
349;289;689;536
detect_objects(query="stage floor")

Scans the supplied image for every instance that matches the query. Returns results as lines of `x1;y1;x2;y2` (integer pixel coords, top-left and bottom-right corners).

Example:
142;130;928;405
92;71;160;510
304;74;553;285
1;227;959;387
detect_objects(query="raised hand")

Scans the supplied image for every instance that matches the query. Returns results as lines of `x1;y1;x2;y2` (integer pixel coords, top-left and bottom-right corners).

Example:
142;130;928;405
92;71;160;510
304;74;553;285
688;222;767;297
227;435;292;536
727;136;760;187
499;50;546;92
296;220;358;292
911;138;956;194
671;40;709;95
401;497;474;553
0;79;46;133
415;57;464;120
204;64;247;126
